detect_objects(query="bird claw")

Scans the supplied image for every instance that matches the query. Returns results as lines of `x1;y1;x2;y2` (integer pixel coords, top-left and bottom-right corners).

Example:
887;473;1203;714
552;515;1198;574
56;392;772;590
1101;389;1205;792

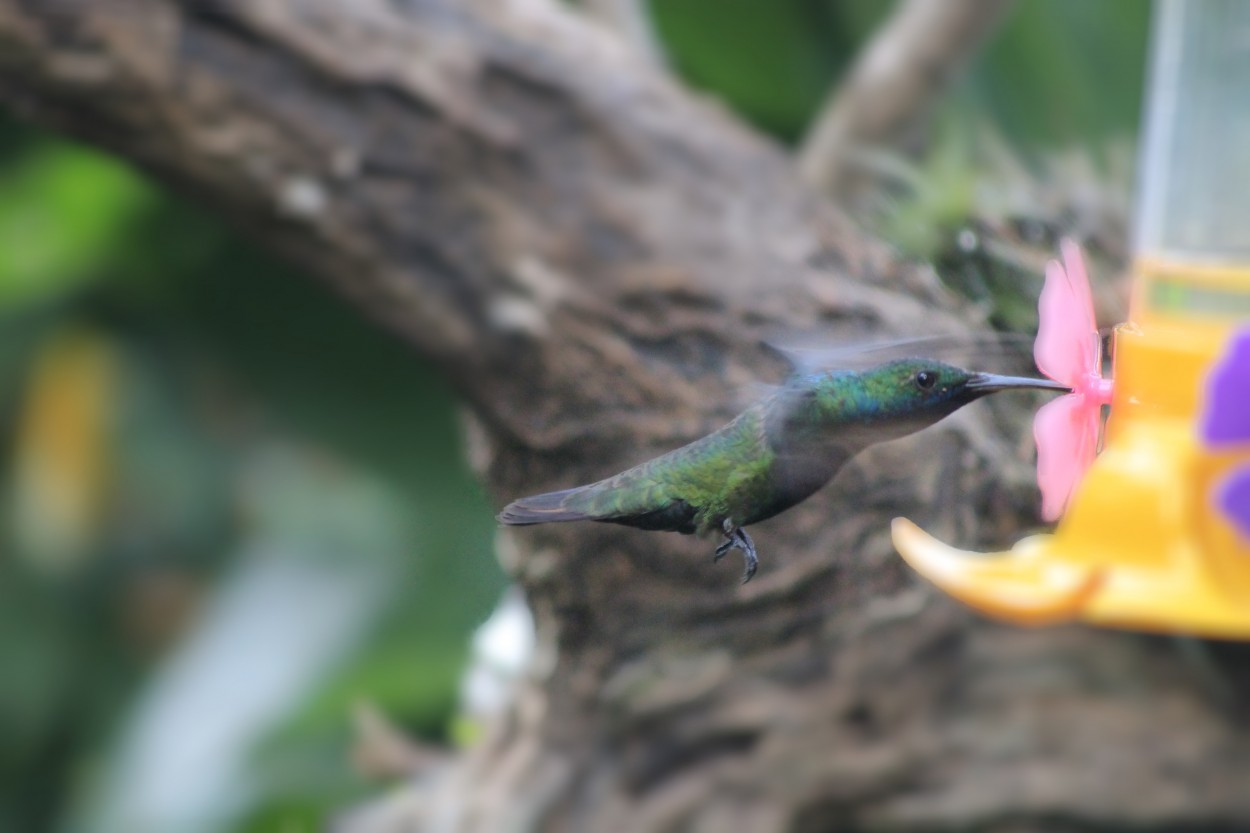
739;534;758;583
714;526;759;583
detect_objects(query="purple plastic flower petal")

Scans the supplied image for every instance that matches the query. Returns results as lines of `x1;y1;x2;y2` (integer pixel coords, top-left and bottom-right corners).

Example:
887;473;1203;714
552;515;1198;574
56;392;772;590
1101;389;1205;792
1217;469;1250;542
1202;328;1250;447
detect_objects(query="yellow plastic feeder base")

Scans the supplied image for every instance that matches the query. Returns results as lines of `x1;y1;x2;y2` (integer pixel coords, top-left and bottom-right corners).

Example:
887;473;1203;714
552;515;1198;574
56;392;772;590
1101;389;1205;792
892;261;1250;639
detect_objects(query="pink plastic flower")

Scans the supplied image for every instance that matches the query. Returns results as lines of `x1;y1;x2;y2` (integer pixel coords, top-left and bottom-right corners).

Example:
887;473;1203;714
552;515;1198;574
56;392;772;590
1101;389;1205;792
1032;239;1115;521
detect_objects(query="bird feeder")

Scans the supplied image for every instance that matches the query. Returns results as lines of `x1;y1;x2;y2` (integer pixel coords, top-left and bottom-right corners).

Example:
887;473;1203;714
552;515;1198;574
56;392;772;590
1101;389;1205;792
891;0;1250;638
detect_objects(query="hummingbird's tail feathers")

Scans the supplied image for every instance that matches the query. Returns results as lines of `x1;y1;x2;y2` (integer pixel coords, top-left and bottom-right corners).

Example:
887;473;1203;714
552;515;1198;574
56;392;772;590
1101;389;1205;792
499;482;698;533
497;486;596;525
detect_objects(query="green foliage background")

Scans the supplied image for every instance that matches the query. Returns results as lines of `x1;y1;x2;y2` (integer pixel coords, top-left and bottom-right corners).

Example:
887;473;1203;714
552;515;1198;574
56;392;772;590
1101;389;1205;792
0;2;1148;832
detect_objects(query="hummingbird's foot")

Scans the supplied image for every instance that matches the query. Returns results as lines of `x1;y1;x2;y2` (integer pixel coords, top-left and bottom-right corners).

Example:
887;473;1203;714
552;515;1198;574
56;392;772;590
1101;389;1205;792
713;525;759;583
735;528;758;583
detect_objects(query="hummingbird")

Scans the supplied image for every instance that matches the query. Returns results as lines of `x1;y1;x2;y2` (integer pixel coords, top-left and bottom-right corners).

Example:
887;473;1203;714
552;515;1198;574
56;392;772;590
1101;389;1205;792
498;355;1068;582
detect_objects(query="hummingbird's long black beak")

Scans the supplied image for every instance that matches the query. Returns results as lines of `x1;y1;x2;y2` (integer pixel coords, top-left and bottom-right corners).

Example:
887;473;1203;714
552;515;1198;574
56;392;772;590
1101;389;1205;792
966;373;1071;394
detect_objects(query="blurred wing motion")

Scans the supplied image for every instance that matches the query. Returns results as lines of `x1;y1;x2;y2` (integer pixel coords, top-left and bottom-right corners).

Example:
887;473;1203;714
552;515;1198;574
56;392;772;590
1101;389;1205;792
1032;239;1113;521
767;332;1034;375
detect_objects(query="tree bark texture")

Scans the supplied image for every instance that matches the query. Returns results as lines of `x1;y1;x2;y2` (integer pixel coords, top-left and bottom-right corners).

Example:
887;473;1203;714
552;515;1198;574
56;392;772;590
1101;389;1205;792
797;0;1015;195
3;2;1250;832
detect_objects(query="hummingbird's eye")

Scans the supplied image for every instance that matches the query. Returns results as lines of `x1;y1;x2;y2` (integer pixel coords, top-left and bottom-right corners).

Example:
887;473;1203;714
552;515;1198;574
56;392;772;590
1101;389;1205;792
914;370;937;390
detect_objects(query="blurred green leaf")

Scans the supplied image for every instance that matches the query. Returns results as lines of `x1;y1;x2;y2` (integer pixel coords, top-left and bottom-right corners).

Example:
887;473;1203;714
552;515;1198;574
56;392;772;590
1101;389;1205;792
0;143;155;309
650;0;886;141
963;0;1149;149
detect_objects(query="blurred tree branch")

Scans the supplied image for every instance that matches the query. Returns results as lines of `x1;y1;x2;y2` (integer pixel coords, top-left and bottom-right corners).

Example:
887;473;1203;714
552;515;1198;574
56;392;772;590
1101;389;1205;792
580;0;666;66
798;0;1015;195
1;2;1248;832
